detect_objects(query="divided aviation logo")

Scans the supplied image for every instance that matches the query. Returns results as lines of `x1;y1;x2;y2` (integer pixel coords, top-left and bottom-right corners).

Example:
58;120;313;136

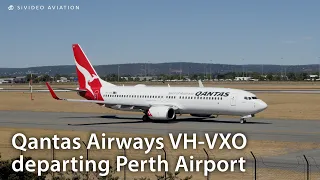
8;5;80;11
195;91;230;97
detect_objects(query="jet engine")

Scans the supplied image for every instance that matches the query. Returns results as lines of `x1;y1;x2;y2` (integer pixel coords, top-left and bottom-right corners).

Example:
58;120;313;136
148;106;176;120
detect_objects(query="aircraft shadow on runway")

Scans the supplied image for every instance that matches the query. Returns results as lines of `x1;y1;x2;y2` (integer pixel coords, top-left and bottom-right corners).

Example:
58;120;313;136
65;115;271;126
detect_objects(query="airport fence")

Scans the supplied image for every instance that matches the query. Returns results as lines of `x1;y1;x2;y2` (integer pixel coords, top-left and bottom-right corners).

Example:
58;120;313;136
0;142;319;180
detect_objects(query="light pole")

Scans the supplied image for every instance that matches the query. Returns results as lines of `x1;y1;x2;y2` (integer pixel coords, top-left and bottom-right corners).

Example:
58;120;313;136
82;141;89;180
203;64;206;80
262;64;264;76
210;60;212;81
30;72;33;100
284;65;287;80
145;63;147;77
28;71;34;101
148;61;151;76
16;137;23;155
242;59;245;78
318;57;320;80
179;62;182;80
280;58;283;80
117;65;120;82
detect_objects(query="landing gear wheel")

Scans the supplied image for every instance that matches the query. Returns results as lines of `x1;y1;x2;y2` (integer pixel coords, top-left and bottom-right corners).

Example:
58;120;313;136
240;118;246;124
142;115;150;122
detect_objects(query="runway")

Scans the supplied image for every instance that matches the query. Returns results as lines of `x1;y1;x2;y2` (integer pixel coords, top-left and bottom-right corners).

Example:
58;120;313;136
0;110;319;143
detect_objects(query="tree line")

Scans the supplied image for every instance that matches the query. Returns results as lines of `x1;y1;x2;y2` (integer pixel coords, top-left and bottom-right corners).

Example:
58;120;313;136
102;71;315;81
4;71;318;83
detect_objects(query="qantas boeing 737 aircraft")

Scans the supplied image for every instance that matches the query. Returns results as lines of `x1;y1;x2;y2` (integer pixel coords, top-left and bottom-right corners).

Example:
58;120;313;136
46;44;268;124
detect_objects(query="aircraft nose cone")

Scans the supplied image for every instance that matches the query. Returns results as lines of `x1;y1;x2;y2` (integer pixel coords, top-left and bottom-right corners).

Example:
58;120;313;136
258;100;268;111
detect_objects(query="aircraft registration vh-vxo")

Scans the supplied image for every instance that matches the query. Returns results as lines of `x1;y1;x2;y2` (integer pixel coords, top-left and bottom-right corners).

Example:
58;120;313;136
46;44;268;124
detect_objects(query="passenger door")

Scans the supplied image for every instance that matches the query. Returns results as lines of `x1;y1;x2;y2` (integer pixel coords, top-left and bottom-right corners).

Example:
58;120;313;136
230;96;236;106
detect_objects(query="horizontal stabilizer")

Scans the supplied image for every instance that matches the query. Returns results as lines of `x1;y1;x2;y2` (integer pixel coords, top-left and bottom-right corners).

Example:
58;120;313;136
0;88;71;92
54;88;87;92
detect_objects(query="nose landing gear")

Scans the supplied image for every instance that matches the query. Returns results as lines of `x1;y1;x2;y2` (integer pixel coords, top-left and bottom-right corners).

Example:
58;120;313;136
240;114;254;124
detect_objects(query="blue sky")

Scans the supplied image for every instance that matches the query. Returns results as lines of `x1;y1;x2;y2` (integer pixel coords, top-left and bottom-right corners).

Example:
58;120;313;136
0;0;319;68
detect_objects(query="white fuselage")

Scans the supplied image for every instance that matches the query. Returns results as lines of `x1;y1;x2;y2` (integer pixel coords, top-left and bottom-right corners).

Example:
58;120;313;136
96;85;268;116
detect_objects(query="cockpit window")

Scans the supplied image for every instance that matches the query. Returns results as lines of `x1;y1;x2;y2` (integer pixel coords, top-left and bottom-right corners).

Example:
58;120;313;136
245;96;258;100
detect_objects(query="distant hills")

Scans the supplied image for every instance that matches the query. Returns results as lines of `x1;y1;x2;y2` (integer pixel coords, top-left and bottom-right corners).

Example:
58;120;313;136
0;62;319;77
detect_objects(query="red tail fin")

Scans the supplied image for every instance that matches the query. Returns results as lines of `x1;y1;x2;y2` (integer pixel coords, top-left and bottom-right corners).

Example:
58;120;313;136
72;44;101;90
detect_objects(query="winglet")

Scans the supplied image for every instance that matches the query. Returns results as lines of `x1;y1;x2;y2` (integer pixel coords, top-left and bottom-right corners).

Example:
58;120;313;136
46;82;61;100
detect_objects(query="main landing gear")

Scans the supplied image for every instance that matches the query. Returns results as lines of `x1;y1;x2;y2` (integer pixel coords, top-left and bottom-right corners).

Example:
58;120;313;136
142;114;150;122
240;114;254;124
240;118;247;124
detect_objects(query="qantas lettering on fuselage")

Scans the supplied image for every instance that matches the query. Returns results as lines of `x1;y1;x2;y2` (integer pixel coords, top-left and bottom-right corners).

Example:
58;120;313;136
195;91;230;97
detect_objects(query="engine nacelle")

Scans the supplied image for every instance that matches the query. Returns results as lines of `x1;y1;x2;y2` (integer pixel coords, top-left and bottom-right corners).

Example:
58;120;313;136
190;114;212;118
148;106;176;120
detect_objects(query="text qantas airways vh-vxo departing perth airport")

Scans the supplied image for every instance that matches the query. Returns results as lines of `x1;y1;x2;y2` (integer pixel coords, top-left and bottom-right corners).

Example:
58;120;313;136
46;44;268;124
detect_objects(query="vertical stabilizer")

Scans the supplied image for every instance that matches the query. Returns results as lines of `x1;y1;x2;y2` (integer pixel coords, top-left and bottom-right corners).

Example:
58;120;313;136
72;44;115;90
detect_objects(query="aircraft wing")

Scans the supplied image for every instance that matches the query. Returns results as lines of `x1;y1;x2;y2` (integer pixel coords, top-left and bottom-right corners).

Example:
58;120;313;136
46;82;182;110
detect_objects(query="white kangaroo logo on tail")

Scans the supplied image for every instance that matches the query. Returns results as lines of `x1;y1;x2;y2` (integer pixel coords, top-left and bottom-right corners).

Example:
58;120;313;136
89;74;99;83
75;61;100;96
